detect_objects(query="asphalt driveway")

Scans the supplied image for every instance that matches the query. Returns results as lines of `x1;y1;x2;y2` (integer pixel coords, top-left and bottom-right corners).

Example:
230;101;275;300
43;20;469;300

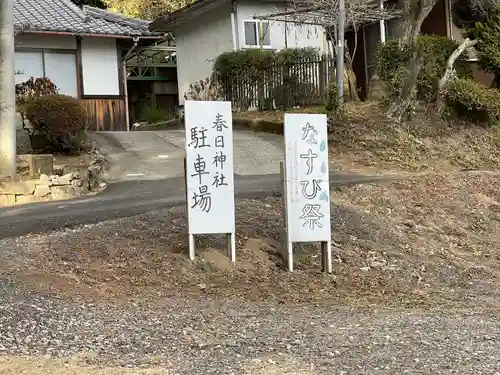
92;130;286;181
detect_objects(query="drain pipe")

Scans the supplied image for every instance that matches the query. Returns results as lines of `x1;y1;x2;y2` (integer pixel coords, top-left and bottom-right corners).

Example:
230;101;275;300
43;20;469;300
231;0;238;50
123;37;139;131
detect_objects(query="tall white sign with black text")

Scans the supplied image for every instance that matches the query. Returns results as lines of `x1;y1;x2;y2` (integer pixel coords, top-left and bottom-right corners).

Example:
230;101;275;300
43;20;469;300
184;100;236;261
283;113;332;273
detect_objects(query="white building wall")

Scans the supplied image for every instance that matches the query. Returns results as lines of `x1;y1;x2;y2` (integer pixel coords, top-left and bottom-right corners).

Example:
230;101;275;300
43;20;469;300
80;37;120;96
15;34;77;49
174;2;234;104
235;1;325;51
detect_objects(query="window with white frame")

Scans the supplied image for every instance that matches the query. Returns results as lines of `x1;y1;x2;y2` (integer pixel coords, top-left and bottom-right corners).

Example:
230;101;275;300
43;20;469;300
243;20;271;47
15;50;78;97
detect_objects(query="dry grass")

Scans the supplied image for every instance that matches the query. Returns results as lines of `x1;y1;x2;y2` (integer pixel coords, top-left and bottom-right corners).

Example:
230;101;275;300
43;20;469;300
3;171;500;308
0;355;317;375
234;101;500;175
233;105;328;123
328;101;500;174
0;357;170;375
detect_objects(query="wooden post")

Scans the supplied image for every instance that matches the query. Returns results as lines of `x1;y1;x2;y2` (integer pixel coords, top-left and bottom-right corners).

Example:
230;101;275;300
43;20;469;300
184;157;196;260
321;241;332;274
319;56;326;98
280;161;293;272
227;232;236;263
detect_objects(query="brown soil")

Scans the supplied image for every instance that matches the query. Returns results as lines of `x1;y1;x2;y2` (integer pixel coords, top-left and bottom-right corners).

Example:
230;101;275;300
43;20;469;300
0;357;170;375
3;170;500;308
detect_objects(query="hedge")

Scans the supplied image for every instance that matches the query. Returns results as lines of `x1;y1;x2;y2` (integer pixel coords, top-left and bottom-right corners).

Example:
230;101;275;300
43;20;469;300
375;35;471;102
446;78;500;124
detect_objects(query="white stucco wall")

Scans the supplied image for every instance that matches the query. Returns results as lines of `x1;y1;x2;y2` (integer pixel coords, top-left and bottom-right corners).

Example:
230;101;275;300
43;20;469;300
15;34;77;49
80;37;120;96
235;1;325;51
174;2;234;104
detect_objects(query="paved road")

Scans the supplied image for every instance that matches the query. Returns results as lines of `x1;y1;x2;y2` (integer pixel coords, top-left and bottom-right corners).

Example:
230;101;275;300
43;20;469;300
0;173;390;239
93;130;286;181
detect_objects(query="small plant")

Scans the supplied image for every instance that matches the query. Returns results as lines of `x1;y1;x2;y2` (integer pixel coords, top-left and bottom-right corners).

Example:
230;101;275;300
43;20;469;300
15;77;59;120
25;94;87;154
138;105;172;124
184;77;223;101
325;81;339;112
446;78;500;125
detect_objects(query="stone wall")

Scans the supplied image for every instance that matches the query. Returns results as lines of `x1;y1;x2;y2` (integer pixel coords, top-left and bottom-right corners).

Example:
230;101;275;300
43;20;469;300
0;152;107;206
0;170;105;206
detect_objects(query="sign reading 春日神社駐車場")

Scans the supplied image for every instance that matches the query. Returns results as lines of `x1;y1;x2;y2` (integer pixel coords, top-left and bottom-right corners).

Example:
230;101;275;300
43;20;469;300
184;100;235;238
284;113;331;243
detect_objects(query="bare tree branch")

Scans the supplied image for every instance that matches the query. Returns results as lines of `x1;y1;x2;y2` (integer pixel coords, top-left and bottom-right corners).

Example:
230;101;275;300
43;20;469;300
286;0;401;30
436;38;478;108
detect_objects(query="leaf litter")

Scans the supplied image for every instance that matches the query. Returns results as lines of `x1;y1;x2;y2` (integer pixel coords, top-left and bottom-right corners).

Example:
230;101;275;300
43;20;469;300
2;171;500;308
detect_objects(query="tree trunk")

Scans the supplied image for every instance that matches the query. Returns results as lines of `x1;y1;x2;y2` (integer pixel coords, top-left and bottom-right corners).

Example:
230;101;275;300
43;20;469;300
436;38;477;109
0;0;17;181
388;48;424;122
389;0;438;123
345;44;360;102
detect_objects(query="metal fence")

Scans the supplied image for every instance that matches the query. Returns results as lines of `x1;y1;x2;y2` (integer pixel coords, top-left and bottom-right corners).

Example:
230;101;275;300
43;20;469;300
219;55;335;111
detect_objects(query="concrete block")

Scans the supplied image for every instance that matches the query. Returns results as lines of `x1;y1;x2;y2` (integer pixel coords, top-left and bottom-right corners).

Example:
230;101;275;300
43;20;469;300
51;185;75;200
15;195;34;204
34;184;51;198
72;178;83;188
0;194;16;206
37;174;51;186
24;154;53;178
51;173;73;186
0;180;35;195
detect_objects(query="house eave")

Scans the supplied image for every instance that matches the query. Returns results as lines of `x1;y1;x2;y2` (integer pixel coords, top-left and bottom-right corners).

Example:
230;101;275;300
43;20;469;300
21;29;164;39
149;0;221;31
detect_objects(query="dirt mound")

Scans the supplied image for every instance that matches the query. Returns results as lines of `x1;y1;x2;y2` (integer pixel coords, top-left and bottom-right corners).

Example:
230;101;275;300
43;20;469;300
200;249;233;272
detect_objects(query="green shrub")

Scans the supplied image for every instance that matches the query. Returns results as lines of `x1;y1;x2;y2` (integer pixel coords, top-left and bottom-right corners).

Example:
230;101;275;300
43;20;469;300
213;47;322;109
25;94;87;153
325;81;339;112
15;77;58;118
375;36;471;101
468;14;500;86
138;104;172;123
213;47;320;82
446;78;500;124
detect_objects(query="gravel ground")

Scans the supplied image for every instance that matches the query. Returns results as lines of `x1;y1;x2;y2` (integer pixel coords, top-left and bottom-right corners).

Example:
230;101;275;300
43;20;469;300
1;283;500;374
2;171;500;373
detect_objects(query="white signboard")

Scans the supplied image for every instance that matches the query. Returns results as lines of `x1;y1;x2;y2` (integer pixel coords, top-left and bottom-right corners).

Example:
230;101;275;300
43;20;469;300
284;113;331;243
184;101;235;235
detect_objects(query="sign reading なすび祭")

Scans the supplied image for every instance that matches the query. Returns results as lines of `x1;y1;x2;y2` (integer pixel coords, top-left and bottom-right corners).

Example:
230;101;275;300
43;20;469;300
283;113;331;243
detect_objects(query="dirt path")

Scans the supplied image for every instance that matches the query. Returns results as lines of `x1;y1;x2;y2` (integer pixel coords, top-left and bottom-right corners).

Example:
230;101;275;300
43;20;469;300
0;284;499;374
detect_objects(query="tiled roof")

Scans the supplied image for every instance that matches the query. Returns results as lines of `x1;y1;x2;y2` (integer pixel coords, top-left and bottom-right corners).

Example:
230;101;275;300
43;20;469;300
14;0;163;37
